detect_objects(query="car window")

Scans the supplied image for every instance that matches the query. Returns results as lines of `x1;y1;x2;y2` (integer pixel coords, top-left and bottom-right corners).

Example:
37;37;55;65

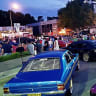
22;58;60;72
67;51;74;59
64;52;72;64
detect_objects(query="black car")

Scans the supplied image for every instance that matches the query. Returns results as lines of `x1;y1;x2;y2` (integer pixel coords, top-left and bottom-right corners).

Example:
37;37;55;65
66;40;96;62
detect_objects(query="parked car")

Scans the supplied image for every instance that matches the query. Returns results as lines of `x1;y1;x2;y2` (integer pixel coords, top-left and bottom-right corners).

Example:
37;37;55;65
90;84;96;96
58;40;66;48
58;40;72;48
66;40;96;62
3;50;79;96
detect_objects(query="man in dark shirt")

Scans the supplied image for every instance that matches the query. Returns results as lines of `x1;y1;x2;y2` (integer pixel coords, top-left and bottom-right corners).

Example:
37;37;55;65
2;40;12;56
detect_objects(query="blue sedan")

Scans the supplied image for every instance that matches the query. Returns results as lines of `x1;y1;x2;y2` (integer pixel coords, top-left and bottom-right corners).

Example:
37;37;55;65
3;50;79;96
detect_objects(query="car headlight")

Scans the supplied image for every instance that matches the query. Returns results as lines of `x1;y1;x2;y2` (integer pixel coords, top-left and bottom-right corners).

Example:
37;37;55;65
3;88;9;94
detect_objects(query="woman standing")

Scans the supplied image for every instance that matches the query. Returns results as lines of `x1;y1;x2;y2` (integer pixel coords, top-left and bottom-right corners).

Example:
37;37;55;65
54;38;59;50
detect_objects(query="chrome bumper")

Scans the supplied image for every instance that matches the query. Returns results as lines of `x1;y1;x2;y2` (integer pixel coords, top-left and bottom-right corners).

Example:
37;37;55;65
3;89;66;96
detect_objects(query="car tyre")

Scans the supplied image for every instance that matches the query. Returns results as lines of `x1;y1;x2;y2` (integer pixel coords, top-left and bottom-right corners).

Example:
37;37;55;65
65;89;72;96
65;79;73;96
83;53;89;62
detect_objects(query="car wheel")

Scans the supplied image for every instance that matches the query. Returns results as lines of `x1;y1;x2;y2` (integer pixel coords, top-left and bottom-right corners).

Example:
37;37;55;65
65;79;73;96
83;53;89;62
65;89;72;96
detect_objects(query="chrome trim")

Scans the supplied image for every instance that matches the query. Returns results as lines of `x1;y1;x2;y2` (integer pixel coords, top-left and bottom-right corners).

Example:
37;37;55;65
3;89;66;95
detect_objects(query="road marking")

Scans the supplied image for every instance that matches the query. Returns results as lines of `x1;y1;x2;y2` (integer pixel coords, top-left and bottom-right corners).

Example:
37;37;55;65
0;73;17;80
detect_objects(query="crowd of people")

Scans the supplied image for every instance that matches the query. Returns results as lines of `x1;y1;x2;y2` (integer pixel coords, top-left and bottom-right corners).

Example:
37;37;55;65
0;33;96;57
0;36;60;56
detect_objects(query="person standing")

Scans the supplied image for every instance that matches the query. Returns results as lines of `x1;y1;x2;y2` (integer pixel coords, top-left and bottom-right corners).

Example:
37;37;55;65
0;44;3;56
2;40;13;56
43;40;49;51
54;38;59;50
49;38;53;51
27;40;35;56
36;40;42;54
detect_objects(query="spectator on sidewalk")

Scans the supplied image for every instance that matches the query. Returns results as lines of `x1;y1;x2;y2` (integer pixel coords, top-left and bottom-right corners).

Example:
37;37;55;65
36;40;42;54
43;40;49;51
2;40;13;56
27;40;35;56
0;44;3;56
54;38;59;50
49;38;53;51
16;43;24;53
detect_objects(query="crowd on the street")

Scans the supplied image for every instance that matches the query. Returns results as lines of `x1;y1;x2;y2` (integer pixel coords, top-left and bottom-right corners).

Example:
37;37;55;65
0;36;60;56
0;33;96;57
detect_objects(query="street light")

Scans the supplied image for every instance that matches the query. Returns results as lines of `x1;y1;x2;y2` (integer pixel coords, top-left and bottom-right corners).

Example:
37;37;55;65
9;2;20;33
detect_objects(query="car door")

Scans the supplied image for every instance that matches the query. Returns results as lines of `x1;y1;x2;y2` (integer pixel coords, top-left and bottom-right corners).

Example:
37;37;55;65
64;52;73;82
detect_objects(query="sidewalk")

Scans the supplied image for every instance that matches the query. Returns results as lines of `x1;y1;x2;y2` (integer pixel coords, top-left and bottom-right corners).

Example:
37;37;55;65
0;55;32;79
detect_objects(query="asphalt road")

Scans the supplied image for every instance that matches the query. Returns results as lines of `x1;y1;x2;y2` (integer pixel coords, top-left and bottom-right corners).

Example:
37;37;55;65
72;61;96;96
0;57;96;96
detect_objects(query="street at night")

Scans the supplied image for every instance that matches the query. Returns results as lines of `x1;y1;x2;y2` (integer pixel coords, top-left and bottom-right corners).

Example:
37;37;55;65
0;0;96;96
0;57;96;96
72;61;96;96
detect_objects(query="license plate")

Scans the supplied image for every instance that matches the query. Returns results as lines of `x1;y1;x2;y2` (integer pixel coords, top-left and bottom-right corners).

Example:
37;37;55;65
27;93;41;96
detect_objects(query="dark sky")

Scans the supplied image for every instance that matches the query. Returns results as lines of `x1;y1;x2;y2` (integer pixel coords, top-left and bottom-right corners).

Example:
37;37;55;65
0;0;69;18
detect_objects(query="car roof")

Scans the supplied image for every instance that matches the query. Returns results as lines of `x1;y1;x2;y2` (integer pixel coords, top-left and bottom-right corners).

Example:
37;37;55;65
32;50;67;59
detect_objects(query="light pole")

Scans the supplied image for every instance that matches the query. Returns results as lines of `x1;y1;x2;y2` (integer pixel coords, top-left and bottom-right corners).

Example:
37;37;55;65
10;2;20;33
9;10;13;33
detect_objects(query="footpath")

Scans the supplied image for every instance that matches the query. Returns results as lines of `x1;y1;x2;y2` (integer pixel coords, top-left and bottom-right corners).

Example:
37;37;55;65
0;55;32;79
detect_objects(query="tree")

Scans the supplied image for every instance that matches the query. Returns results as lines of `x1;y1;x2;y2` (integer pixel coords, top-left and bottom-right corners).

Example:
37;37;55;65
23;14;36;25
38;16;44;22
58;0;96;30
0;10;37;26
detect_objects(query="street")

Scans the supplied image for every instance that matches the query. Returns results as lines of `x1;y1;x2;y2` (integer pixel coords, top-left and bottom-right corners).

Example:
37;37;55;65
0;57;96;96
72;61;96;96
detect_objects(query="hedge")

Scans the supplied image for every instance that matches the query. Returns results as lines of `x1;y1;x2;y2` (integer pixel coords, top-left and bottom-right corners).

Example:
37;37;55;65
0;51;30;62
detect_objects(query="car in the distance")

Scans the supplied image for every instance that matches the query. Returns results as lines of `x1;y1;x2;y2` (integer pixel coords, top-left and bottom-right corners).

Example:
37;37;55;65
66;40;96;62
3;50;79;96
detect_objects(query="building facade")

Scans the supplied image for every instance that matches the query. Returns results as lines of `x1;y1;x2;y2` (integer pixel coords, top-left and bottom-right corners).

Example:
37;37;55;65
27;19;58;36
84;0;96;13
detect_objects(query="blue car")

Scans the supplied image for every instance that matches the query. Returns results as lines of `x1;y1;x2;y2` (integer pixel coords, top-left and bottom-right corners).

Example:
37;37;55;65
3;50;79;96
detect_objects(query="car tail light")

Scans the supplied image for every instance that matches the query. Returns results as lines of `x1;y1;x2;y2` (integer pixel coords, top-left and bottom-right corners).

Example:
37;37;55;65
3;88;9;94
57;84;65;90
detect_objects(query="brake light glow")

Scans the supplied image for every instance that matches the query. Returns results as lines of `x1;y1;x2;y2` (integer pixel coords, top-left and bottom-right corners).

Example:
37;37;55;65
3;88;9;94
57;84;65;90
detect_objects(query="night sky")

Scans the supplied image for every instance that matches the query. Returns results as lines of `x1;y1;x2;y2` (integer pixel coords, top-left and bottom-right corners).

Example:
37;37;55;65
0;0;69;18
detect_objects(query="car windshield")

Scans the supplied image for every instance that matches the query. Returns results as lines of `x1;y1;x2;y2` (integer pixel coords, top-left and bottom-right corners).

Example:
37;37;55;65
22;58;60;72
